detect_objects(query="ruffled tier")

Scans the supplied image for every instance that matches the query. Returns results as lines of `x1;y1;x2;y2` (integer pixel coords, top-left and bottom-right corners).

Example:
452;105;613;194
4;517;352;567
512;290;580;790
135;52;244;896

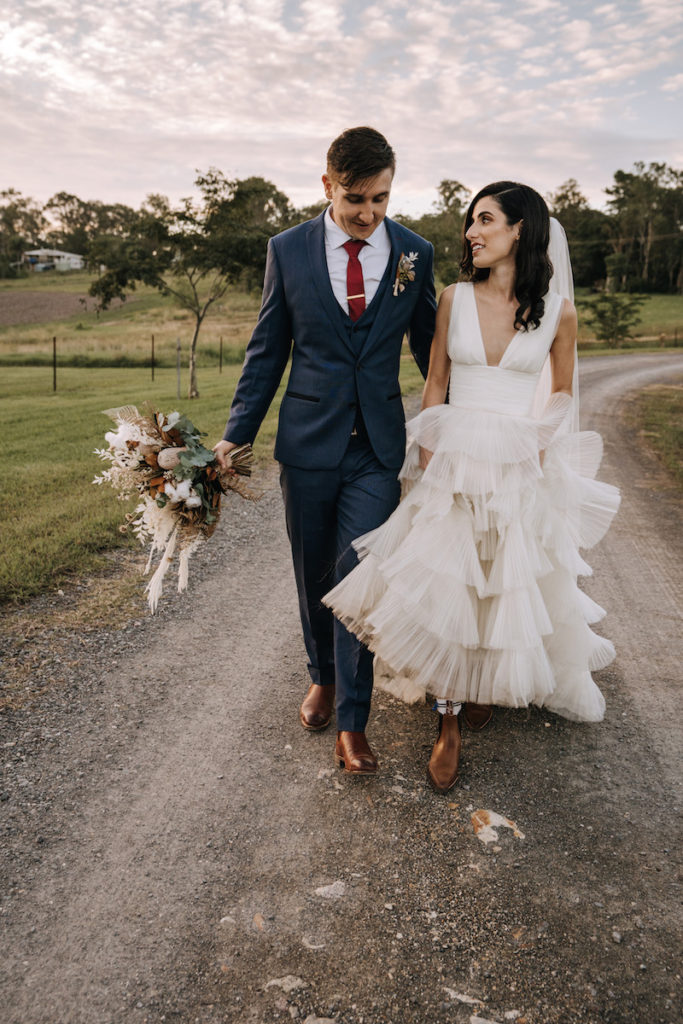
324;404;620;723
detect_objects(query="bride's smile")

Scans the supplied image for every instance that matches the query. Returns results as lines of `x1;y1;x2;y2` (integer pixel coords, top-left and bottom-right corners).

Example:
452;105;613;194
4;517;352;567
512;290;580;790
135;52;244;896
466;197;521;269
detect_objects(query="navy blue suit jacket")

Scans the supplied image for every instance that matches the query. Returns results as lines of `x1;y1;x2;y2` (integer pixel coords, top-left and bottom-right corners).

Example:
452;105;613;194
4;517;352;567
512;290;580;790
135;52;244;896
223;211;436;470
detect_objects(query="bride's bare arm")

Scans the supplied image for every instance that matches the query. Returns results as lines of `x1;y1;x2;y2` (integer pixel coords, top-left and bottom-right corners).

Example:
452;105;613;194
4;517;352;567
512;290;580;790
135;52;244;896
549;298;578;394
419;285;455;468
421;285;454;408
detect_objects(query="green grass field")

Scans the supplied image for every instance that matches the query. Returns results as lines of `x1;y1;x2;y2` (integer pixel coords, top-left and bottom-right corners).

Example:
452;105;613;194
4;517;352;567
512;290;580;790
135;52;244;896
0;365;272;603
575;288;683;348
0;353;425;604
0;273;681;370
1;270;681;605
632;384;683;486
0;271;261;368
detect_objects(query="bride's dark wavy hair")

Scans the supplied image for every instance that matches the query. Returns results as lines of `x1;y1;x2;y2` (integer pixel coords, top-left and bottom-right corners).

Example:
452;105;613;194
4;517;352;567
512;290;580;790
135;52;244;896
460;181;552;331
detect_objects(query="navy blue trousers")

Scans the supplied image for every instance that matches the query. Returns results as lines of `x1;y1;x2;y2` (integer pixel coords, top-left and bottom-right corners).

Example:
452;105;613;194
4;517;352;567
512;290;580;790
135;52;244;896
280;437;401;732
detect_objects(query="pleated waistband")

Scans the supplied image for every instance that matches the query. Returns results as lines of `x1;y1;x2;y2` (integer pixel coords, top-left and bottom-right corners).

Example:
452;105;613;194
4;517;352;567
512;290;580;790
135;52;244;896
449;365;537;416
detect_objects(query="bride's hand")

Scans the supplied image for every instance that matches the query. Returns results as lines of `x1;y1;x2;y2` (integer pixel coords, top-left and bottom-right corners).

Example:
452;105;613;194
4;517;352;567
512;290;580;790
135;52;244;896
419;446;433;470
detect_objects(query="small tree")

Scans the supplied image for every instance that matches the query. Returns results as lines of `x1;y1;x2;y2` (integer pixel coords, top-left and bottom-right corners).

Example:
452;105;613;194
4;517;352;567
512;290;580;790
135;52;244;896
581;293;649;348
89;171;291;398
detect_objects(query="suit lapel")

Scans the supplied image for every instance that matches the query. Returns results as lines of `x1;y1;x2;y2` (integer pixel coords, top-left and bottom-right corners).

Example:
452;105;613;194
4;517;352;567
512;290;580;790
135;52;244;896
306;213;356;354
357;217;404;359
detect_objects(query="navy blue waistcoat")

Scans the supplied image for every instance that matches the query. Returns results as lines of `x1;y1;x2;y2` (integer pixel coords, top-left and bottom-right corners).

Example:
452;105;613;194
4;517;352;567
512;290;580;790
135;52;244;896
224;211;436;471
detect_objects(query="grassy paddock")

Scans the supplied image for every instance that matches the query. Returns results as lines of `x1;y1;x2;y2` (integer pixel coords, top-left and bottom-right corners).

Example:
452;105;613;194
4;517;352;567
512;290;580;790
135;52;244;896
1;276;681;370
0;270;97;294
0;279;262;369
0;351;425;604
630;382;683;487
0;365;282;603
1;267;680;605
575;289;683;348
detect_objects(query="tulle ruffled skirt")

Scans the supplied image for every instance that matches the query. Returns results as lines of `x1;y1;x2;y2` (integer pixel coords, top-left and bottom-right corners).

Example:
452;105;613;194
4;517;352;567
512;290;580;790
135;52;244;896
323;404;620;722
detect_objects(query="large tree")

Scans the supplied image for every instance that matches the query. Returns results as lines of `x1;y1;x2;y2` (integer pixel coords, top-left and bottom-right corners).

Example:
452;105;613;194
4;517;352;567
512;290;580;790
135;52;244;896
89;171;292;398
45;193;138;254
0;189;47;276
605;162;683;293
397;179;469;285
548;179;611;288
197;170;294;290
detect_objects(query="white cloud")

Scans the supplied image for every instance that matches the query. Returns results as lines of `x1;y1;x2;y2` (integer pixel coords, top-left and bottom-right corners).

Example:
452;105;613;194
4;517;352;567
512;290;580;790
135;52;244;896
662;72;683;93
0;0;680;214
563;18;593;53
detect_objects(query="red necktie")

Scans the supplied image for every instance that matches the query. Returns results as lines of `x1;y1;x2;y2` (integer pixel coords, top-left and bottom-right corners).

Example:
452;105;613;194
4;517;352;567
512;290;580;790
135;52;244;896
343;240;368;322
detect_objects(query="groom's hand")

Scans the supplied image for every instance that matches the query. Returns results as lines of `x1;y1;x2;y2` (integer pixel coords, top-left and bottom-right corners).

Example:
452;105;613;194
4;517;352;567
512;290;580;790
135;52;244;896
212;439;239;474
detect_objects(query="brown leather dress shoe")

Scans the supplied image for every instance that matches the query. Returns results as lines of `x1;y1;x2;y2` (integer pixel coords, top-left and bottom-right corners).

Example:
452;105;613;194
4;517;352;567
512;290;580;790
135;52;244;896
299;683;336;731
334;731;378;775
463;702;493;730
427;712;462;794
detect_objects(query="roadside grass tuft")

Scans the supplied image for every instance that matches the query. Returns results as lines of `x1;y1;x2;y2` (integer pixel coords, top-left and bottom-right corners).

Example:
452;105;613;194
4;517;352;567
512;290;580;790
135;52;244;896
631;383;683;487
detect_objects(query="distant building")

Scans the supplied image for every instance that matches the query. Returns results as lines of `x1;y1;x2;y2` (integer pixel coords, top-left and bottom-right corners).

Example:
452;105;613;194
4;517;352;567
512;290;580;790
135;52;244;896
23;248;85;272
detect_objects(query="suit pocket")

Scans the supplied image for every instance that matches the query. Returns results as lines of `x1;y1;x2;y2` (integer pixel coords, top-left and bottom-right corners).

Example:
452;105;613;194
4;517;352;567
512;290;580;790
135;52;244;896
285;390;320;403
387;391;402;401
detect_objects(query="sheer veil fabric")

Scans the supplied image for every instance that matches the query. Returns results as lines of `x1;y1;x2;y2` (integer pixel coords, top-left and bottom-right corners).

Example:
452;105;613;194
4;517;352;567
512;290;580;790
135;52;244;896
533;217;580;433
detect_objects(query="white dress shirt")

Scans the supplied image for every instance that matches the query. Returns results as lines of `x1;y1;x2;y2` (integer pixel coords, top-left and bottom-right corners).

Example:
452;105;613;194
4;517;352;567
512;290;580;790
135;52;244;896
323;206;392;316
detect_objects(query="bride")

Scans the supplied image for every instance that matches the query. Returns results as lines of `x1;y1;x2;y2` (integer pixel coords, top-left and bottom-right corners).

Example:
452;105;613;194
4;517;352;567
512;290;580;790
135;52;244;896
323;181;620;794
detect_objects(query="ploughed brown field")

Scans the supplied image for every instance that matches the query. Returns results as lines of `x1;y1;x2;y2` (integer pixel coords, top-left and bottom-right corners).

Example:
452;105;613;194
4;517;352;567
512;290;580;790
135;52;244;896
0;290;123;327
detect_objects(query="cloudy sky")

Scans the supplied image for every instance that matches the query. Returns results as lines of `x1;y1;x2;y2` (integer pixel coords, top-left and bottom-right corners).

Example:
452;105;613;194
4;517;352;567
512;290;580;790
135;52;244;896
2;0;681;216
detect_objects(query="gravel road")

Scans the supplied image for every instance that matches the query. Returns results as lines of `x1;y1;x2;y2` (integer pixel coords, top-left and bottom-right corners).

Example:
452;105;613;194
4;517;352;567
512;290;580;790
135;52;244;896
1;352;681;1024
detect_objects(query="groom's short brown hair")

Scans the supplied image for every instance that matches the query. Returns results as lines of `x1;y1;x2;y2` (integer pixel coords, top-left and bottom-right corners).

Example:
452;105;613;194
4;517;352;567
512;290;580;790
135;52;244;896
326;127;396;188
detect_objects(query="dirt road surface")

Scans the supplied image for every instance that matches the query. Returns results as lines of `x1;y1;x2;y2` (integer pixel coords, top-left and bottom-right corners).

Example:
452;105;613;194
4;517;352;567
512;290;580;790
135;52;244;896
1;352;681;1024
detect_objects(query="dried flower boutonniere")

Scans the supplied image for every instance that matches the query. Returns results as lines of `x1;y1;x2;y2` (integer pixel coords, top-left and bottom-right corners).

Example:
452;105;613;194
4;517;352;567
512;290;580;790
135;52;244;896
393;251;418;296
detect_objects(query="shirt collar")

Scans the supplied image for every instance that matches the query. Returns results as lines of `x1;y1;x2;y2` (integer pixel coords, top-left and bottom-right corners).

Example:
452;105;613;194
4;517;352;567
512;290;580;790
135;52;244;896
324;205;389;250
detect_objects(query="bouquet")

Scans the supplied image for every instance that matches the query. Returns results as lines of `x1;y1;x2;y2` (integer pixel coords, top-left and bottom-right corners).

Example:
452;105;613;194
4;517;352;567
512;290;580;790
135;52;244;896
93;405;255;612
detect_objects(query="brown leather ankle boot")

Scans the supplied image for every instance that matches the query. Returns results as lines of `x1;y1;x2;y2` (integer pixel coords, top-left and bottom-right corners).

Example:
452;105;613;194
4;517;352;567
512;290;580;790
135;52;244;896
463;702;493;730
427;709;462;794
299;683;335;731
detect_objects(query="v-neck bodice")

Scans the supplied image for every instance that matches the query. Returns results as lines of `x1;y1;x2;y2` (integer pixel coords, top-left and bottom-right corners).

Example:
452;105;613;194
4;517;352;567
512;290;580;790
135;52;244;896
472;287;522;368
446;282;564;416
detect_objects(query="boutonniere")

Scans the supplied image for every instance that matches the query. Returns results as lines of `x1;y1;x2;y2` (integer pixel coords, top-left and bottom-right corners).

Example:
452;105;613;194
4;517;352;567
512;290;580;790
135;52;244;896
393;251;418;296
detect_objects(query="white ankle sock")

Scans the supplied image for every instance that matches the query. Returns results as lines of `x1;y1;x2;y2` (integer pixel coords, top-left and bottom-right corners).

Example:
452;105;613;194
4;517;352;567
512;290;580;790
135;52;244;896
433;699;462;716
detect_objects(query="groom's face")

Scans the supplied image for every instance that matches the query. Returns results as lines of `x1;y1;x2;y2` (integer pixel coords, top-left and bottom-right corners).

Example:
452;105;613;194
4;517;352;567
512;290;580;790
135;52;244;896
323;167;394;240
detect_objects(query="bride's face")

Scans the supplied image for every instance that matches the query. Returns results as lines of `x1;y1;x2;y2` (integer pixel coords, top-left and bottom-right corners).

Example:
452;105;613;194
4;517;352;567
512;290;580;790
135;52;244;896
466;197;521;269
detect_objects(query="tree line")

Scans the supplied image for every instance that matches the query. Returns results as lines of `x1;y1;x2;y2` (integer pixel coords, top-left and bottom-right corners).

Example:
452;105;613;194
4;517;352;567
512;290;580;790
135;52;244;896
399;163;683;296
2;161;681;294
1;161;681;395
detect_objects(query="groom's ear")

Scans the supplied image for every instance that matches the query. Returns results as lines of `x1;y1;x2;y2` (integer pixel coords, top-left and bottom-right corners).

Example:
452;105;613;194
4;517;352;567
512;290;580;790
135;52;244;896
322;173;334;201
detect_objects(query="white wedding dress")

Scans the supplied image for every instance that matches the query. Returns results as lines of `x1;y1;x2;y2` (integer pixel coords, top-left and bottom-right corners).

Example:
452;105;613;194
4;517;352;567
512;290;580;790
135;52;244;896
324;281;620;722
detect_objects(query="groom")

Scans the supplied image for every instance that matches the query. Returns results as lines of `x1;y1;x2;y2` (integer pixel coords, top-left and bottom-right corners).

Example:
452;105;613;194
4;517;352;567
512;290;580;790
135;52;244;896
214;127;436;774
